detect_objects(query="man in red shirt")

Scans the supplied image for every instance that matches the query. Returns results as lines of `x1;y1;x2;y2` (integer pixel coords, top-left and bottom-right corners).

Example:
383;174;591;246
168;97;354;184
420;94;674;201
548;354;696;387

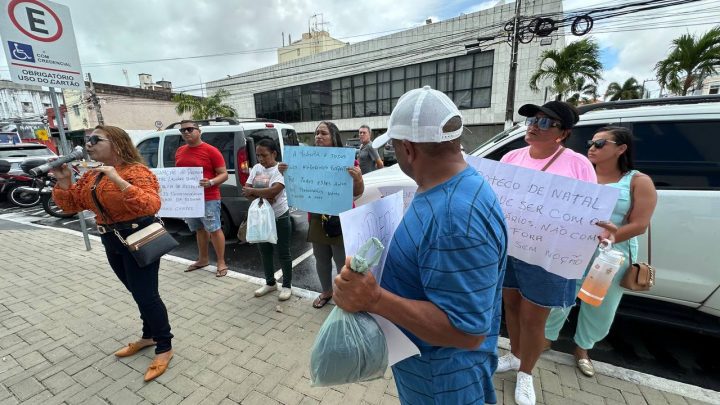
175;120;230;277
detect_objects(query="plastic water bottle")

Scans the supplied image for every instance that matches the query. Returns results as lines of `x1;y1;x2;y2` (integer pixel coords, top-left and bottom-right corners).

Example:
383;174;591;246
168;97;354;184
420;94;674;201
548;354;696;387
578;240;625;307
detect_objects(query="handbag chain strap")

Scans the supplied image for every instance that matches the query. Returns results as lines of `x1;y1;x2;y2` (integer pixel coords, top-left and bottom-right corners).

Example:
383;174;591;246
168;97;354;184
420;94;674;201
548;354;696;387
540;147;566;172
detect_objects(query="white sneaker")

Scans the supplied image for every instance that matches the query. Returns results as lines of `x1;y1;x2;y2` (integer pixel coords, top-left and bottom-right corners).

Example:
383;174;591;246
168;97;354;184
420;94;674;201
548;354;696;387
515;371;536;405
278;288;292;301
254;284;277;297
496;352;521;373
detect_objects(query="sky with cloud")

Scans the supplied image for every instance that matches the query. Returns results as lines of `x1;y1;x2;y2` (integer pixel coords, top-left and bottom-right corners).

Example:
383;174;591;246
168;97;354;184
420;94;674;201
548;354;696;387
0;0;717;99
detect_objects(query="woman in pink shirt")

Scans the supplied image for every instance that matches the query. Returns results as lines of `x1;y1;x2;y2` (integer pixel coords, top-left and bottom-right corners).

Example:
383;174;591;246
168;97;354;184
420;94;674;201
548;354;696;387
495;101;612;405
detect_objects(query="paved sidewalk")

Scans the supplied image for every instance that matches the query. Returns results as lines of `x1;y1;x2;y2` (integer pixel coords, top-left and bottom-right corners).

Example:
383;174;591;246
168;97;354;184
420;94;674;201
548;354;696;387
0;224;717;405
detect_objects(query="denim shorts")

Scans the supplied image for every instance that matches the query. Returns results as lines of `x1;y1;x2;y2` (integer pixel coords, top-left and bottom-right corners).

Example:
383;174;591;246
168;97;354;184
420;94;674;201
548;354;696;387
185;200;222;233
503;256;577;308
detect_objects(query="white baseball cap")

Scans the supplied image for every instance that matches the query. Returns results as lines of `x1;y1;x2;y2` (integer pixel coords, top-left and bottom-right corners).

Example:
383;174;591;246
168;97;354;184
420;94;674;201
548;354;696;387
372;85;463;149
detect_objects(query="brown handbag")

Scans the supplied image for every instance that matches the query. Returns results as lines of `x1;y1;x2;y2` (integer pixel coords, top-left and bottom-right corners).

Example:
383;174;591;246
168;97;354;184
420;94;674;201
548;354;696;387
618;173;655;291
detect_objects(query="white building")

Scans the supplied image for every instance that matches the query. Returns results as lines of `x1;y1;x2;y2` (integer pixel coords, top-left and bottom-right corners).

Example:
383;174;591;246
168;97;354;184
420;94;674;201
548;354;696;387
699;74;720;95
278;30;347;64
208;0;565;147
0;80;54;123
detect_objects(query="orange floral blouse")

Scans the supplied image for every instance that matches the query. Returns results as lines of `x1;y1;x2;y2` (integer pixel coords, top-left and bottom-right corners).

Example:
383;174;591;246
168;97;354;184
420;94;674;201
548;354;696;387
53;164;161;225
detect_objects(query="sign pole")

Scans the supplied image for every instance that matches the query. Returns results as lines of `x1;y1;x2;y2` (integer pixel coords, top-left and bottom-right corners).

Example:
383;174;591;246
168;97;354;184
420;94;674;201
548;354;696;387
49;85;91;250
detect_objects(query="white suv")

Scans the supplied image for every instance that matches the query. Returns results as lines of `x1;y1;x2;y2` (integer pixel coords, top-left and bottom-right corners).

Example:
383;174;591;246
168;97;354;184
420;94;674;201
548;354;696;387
133;118;299;237
358;96;720;333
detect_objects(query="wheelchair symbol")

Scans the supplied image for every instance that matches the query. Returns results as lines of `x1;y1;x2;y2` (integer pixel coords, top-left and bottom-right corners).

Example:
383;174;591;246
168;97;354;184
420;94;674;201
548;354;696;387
8;41;35;63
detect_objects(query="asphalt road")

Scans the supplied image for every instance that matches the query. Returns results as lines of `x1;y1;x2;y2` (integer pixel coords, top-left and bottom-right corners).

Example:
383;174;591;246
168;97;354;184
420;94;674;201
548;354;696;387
0;197;717;391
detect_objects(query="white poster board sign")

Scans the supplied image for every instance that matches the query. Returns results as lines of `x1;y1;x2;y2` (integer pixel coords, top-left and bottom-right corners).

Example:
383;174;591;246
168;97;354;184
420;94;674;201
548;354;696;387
339;192;419;366
465;156;620;279
0;0;84;89
378;186;417;213
152;167;204;218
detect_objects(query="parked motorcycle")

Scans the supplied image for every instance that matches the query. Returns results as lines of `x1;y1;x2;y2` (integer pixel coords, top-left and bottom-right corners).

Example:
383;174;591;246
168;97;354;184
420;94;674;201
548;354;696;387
3;158;78;218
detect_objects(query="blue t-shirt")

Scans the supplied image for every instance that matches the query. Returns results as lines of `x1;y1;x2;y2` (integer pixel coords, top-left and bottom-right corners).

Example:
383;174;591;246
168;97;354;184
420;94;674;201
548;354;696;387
380;165;507;404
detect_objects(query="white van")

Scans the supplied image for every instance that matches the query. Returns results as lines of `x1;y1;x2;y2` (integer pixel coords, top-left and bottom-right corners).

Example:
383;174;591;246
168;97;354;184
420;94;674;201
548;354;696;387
358;95;720;333
133;118;299;237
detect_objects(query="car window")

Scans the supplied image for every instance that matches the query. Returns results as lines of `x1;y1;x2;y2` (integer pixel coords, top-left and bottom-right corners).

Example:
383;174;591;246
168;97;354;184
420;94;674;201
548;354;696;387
0;147;53;158
162;135;184;167
565;124;612;154
245;128;281;162
485;136;527;161
137;138;159;168
203;132;236;170
629;121;720;190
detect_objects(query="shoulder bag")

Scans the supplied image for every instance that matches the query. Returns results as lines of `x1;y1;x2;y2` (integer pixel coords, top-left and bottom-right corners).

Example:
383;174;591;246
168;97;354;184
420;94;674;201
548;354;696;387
91;173;178;267
617;172;655;291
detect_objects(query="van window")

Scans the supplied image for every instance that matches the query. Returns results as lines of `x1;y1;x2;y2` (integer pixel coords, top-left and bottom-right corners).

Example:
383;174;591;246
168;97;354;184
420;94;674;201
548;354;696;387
245;128;281;162
485;137;527;161
629;121;720;190
282;128;299;147
162;135;183;167
137;138;159;168
203;132;236;170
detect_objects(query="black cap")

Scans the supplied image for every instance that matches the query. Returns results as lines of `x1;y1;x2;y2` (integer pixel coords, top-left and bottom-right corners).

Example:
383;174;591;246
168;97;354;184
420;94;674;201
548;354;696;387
518;101;580;129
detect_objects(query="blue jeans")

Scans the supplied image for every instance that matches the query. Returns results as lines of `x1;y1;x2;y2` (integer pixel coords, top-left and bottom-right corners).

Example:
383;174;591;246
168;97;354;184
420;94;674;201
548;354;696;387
101;219;173;354
185;200;222;233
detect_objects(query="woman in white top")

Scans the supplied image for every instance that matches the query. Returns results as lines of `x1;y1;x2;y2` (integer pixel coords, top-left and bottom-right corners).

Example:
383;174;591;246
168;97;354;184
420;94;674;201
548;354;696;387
242;138;293;301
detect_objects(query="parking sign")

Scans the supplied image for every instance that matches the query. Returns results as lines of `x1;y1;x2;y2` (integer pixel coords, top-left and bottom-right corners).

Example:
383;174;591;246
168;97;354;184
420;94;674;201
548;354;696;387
0;0;84;90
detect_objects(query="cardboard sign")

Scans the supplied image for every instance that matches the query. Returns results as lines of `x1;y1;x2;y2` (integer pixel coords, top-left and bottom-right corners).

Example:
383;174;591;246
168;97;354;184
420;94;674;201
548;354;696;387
152;167;204;218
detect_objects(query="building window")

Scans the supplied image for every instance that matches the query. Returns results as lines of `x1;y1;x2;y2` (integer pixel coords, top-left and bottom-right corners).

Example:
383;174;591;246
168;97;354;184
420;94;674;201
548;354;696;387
710;85;719;95
73;105;80;116
21;102;33;113
253;50;495;122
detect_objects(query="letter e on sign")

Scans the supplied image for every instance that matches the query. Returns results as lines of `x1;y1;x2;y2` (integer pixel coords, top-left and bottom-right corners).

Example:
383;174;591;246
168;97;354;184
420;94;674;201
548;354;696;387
8;0;63;42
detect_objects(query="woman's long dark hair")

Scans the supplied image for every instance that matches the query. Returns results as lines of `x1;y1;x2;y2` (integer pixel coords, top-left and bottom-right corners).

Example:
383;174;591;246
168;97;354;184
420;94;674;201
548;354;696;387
317;121;343;147
256;138;279;156
594;126;634;172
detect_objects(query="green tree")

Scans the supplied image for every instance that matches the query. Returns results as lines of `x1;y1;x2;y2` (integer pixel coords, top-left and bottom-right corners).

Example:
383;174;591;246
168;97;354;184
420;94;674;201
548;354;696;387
604;77;643;101
655;26;720;96
529;38;603;101
566;77;599;105
172;89;237;120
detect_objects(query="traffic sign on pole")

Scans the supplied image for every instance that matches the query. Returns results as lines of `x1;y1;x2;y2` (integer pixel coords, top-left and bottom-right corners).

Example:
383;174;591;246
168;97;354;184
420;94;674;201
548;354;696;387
0;0;84;90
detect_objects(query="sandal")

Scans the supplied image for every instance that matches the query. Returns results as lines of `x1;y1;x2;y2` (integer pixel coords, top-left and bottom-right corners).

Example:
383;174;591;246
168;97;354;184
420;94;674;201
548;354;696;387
312;294;332;309
185;263;208;272
215;267;229;277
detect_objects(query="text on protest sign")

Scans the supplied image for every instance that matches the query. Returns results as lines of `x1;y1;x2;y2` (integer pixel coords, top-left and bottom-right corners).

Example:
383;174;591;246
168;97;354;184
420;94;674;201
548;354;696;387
465;156;620;279
340;191;404;283
283;146;355;215
152;167;204;218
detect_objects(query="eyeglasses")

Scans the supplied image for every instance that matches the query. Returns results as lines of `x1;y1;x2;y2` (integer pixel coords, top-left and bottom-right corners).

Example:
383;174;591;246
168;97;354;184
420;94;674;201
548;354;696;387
85;135;108;145
179;127;197;134
526;117;562;130
586;139;618;149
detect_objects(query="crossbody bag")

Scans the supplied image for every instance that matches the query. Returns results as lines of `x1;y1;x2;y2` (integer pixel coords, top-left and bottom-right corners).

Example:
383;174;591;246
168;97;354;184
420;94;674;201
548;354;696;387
91;173;178;267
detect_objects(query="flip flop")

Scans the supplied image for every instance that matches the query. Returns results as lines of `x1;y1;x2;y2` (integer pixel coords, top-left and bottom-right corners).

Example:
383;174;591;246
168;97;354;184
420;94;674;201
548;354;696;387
312;295;332;309
185;263;208;272
215;267;229;277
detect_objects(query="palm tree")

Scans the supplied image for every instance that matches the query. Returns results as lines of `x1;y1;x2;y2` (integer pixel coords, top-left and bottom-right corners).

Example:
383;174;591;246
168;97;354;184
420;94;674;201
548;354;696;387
529;38;603;101
604;77;643;101
566;77;599;105
172;89;237;120
655;26;720;96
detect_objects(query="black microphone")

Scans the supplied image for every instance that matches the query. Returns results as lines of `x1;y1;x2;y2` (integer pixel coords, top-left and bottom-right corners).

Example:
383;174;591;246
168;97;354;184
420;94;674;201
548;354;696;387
29;146;85;177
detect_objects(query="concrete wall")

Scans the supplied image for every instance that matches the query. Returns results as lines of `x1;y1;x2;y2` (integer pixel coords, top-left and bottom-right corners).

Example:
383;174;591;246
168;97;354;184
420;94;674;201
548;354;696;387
209;0;564;134
0;80;53;121
278;31;347;63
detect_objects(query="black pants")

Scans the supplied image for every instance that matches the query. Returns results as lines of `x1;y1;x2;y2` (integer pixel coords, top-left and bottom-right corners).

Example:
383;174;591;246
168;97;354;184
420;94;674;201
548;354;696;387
258;210;292;288
101;220;173;354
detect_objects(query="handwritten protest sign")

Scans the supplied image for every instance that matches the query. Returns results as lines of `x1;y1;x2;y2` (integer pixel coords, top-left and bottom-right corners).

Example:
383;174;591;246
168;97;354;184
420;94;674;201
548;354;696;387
465;156;620;279
283;146;355;215
339;192;419;366
378;186;417;212
152;167;204;218
340;191;403;282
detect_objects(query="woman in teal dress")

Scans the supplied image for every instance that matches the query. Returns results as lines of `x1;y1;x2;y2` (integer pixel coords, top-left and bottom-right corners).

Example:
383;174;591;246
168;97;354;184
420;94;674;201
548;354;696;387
545;126;657;377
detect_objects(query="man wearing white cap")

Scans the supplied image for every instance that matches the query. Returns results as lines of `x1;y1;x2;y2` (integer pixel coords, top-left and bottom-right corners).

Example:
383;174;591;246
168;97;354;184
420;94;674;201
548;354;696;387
334;86;507;404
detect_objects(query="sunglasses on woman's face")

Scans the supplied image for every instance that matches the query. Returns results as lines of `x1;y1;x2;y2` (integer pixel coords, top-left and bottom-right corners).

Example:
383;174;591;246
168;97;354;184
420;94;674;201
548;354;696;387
525;116;562;130
179;127;197;134
85;135;108;145
586;139;618;149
